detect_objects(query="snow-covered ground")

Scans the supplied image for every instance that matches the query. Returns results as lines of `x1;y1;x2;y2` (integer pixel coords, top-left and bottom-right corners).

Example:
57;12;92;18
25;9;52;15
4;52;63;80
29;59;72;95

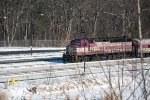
0;47;65;52
0;47;149;100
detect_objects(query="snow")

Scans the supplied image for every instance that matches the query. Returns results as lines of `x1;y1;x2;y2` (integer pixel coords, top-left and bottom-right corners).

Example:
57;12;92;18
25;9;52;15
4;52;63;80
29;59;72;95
0;47;150;100
1;72;149;100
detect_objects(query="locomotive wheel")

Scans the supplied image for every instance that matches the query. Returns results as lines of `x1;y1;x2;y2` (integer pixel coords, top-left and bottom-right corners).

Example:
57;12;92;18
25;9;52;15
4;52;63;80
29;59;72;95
77;56;82;62
85;56;90;61
112;54;117;60
118;54;123;58
108;54;113;60
144;53;149;57
96;55;103;61
116;54;121;59
70;56;75;63
70;56;78;63
89;56;93;61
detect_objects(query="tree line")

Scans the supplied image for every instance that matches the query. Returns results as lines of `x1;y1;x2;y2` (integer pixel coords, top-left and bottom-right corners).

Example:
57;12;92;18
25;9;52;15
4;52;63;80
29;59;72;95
0;0;149;46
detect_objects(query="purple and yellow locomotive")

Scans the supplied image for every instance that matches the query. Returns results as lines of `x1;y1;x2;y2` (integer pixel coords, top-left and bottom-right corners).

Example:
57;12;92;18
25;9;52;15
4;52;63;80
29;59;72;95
63;37;150;62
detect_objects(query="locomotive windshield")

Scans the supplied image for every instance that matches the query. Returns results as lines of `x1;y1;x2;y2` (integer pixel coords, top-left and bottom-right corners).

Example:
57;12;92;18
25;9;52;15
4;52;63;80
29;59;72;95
88;38;95;43
70;39;81;46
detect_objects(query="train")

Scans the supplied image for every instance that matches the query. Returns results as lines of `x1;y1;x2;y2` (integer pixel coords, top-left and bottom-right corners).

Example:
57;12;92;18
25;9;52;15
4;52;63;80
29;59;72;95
63;36;150;63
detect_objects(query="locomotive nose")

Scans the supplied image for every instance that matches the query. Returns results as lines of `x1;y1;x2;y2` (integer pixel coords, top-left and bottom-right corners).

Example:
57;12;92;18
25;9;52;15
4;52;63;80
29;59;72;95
66;46;76;54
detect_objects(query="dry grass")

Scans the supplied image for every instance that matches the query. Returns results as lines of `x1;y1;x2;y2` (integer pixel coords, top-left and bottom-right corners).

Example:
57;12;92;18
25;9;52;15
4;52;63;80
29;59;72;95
75;94;79;100
0;92;8;100
65;95;70;100
103;92;121;100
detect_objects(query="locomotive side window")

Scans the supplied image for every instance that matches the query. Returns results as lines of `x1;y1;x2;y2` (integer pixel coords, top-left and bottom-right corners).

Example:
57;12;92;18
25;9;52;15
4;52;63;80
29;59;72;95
89;39;95;43
75;42;81;46
71;40;81;46
148;45;150;48
83;43;87;46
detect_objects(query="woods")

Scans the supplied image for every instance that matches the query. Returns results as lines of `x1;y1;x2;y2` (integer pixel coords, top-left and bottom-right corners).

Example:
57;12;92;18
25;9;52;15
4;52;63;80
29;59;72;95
0;0;149;46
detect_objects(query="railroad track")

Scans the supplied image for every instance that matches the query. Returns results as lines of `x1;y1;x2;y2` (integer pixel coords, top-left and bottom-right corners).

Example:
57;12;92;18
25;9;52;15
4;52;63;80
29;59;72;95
0;57;62;64
0;50;64;64
0;68;149;83
0;57;150;83
0;49;65;55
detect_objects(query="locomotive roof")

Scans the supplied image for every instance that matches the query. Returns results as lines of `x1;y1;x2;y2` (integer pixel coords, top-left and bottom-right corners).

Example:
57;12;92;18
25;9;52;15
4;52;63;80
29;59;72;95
71;36;132;43
95;37;132;42
109;37;132;42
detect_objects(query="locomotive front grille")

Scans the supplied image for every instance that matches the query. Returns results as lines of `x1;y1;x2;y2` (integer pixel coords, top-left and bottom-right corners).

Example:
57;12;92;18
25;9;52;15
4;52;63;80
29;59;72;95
66;47;76;54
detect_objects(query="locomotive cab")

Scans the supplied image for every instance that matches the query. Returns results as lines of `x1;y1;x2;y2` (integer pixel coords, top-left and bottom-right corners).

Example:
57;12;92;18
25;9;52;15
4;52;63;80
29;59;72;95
65;39;96;54
63;38;96;62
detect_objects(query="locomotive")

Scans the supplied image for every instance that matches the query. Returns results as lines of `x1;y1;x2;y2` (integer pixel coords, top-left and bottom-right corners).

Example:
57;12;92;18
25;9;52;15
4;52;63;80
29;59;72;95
63;37;150;62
